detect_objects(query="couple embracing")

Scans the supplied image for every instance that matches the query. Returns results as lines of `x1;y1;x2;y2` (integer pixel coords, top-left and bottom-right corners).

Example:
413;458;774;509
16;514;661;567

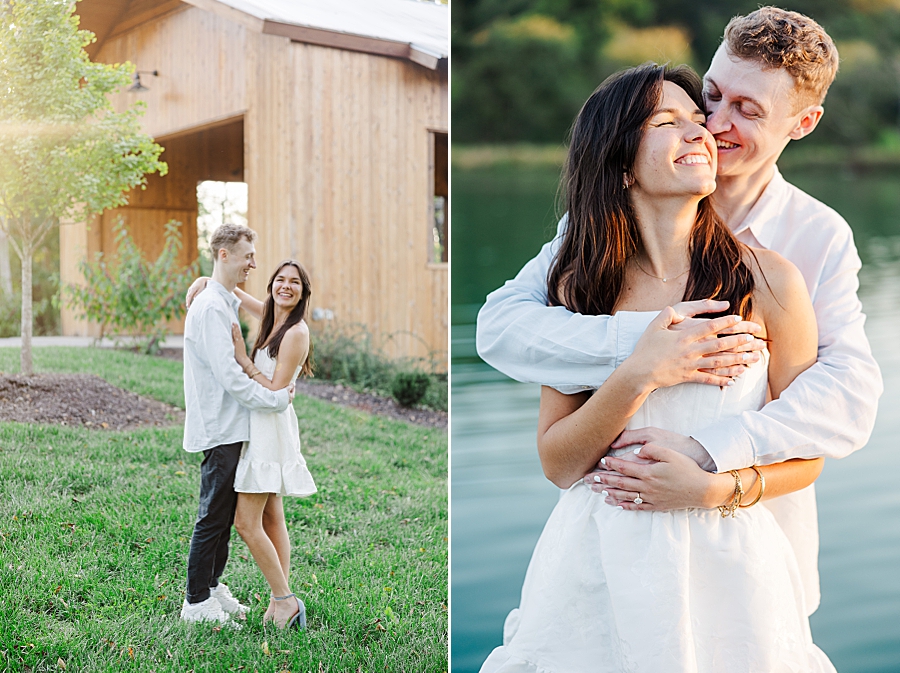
477;7;880;673
178;223;316;630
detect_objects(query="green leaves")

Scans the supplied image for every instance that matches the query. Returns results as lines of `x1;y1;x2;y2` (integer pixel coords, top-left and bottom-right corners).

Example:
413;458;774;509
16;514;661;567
0;0;166;371
65;219;198;354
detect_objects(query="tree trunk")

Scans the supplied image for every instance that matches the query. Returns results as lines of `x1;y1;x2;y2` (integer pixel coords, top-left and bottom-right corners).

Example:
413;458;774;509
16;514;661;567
20;244;33;375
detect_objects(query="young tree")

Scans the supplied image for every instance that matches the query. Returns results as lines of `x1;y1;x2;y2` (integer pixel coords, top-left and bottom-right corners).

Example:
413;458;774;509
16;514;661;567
0;0;166;374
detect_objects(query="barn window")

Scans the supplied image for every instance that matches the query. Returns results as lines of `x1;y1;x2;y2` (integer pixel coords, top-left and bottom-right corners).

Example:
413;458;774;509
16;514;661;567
431;131;448;264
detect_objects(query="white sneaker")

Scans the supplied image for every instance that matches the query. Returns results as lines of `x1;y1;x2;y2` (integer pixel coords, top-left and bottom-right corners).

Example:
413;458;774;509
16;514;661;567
210;583;249;617
180;596;229;624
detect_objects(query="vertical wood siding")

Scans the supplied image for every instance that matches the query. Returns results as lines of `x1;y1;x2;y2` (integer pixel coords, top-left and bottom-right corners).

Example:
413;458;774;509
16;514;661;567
62;6;447;363
246;36;447;363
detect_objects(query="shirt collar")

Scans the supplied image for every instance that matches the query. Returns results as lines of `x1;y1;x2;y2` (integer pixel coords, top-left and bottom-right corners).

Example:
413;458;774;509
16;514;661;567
728;165;788;249
207;278;241;311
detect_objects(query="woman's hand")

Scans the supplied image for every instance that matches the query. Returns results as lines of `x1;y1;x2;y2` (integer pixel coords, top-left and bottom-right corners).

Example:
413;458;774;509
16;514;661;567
232;323;251;368
583;442;728;511
186;277;210;309
621;305;765;392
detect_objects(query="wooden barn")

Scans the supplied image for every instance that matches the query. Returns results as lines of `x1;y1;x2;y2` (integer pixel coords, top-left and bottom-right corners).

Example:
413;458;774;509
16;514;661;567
59;0;448;364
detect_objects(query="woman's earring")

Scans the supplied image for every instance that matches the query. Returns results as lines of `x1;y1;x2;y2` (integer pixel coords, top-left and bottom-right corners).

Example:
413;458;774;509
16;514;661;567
623;174;633;190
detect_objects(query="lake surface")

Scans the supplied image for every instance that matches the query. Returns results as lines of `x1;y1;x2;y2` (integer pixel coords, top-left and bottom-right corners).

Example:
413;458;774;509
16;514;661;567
450;164;900;673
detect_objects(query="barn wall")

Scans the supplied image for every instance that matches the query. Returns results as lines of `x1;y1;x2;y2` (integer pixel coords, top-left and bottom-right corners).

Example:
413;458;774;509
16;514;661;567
245;34;448;363
61;5;249;337
61;4;449;364
100;6;250;138
59;120;244;336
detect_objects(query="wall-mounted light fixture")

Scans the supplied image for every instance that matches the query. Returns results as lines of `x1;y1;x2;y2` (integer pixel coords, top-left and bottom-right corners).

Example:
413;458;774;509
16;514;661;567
127;70;159;93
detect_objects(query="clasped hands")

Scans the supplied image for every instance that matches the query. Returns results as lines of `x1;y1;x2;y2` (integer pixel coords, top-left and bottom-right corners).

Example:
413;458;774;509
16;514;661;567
581;299;765;511
583;428;719;511
630;298;767;389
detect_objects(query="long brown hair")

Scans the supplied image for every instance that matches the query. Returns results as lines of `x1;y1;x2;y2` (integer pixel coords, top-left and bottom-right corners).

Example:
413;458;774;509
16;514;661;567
547;63;754;320
251;260;314;377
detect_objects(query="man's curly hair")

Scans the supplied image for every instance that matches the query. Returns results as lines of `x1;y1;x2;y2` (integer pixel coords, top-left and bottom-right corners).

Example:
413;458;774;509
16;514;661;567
723;6;839;109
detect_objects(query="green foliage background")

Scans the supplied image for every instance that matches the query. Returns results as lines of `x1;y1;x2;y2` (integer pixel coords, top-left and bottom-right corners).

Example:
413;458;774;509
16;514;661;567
452;0;900;147
65;220;197;354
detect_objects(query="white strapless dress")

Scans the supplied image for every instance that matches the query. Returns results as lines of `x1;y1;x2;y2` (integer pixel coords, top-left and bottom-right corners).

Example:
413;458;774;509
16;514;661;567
233;349;317;497
480;352;836;673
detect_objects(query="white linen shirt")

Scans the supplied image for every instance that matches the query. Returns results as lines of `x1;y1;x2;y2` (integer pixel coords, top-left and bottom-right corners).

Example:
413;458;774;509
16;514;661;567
183;279;291;453
475;166;883;613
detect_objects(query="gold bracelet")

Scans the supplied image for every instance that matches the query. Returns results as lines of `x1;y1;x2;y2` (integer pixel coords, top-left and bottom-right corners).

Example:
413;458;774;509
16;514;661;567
739;466;765;508
717;469;744;518
245;366;261;379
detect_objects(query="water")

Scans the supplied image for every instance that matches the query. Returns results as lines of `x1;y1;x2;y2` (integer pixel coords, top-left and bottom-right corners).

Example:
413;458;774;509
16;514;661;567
450;164;900;673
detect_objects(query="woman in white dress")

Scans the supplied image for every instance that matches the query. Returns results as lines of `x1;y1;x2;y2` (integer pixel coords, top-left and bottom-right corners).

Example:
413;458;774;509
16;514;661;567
480;64;835;672
229;260;317;630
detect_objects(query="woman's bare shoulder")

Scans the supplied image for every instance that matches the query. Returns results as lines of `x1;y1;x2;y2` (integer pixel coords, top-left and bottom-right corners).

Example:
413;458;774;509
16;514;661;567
287;320;309;335
282;321;310;346
744;247;811;323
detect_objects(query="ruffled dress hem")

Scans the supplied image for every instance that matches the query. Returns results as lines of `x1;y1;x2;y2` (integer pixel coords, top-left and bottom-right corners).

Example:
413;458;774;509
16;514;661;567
234;458;317;497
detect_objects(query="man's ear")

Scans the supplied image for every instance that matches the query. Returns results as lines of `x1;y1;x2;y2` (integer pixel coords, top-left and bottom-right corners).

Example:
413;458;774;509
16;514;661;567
788;105;824;141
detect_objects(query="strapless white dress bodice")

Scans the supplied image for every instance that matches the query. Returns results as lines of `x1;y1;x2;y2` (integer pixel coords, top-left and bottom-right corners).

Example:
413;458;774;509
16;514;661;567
480;353;836;673
233;349;316;497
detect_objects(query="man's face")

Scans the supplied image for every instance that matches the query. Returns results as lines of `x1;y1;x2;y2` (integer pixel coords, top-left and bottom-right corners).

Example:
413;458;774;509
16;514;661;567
703;46;806;180
218;237;256;285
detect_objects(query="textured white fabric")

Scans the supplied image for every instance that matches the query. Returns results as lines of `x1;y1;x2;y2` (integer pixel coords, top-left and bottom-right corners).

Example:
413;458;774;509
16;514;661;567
480;354;836;673
233;349;317;497
475;166;883;614
183;280;291;453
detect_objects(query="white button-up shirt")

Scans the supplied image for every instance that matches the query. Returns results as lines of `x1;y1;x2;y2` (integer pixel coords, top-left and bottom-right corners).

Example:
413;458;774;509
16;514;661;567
475;166;882;613
183;279;290;453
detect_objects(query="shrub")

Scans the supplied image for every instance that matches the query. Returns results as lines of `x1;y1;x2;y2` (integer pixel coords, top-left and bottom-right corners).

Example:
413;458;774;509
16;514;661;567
312;324;447;412
391;370;431;407
312;325;399;394
65;219;197;354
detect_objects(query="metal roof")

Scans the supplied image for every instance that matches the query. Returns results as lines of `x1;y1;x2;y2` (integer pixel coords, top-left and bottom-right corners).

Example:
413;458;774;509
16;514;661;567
214;0;447;60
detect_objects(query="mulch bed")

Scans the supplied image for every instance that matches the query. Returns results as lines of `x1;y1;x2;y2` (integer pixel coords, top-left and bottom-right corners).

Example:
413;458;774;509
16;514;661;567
0;373;185;431
158;347;447;430
0;355;446;431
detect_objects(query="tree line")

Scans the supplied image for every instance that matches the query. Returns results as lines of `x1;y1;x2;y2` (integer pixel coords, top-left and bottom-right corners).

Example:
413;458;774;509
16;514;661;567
452;0;900;147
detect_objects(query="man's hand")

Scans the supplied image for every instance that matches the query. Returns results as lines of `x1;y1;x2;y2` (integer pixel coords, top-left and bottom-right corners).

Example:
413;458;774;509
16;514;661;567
668;299;767;379
610;427;716;472
625;308;764;390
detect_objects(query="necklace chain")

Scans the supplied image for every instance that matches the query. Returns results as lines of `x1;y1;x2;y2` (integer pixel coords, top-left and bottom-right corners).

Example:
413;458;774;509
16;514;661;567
633;259;690;283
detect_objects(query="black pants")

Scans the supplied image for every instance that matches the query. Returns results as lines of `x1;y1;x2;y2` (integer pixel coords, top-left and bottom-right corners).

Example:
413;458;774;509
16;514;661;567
185;441;242;604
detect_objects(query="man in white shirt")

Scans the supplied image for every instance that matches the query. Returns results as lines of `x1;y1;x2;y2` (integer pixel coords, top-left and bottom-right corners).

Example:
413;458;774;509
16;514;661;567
476;7;881;613
180;224;293;625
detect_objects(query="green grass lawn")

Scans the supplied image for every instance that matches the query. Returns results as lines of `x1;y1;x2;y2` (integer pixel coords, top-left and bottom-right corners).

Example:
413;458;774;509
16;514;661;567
0;347;448;672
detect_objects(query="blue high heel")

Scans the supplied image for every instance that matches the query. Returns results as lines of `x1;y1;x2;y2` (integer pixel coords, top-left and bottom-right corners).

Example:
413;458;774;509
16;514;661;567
272;592;306;630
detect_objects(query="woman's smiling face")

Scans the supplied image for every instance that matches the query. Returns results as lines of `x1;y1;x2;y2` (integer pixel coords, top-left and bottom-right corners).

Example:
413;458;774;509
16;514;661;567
271;264;304;311
630;81;717;201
